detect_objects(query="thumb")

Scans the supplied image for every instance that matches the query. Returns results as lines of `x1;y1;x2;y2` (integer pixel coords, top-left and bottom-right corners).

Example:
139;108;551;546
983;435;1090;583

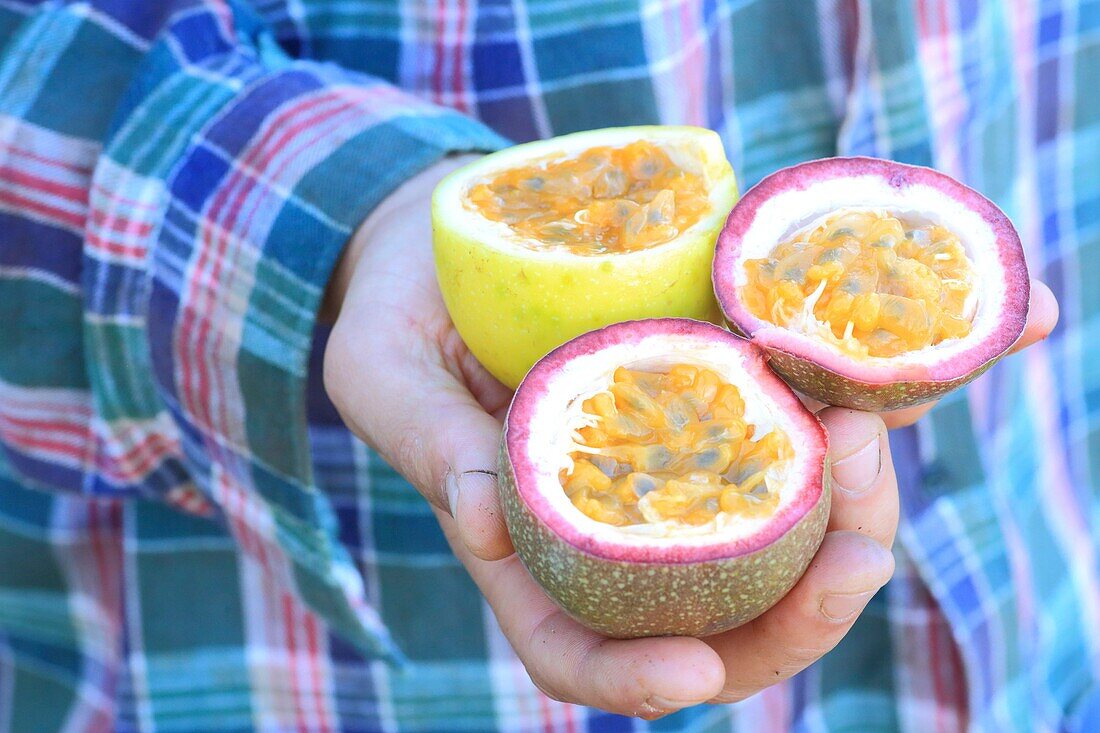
324;323;513;560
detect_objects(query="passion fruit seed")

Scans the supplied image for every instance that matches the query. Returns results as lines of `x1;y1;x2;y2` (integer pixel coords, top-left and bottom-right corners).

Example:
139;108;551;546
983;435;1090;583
561;365;791;527
466;141;711;255
741;210;976;358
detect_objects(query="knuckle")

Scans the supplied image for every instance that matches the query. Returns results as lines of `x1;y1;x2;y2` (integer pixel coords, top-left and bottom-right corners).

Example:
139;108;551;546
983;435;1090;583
391;426;437;495
322;332;373;441
709;640;825;705
521;614;576;706
710;689;751;705
776;644;827;675
394;427;425;471
751;615;831;674
580;643;650;711
322;333;352;406
529;674;569;705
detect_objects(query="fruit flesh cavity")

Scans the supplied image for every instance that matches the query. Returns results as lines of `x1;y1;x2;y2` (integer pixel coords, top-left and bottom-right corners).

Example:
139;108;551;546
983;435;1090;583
561;365;792;528
466;141;711;255
740;209;977;358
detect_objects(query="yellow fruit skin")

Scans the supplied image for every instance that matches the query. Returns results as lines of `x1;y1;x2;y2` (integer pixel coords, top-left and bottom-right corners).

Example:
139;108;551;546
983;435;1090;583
432;129;738;389
433;225;723;388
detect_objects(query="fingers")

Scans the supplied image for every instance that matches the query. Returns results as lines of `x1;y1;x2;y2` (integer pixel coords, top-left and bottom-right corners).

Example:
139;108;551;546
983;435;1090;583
1009;278;1059;354
817;408;898;548
706;531;894;703
702;409;896;704
879;402;936;430
440;510;726;718
324;323;513;560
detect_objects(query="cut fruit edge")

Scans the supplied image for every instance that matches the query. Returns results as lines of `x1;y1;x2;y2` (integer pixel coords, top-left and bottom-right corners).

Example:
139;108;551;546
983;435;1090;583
713;157;1030;384
433;125;738;262
503;318;828;565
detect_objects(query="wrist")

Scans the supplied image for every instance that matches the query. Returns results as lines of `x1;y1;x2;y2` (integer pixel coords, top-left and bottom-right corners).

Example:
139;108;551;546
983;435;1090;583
320;153;482;323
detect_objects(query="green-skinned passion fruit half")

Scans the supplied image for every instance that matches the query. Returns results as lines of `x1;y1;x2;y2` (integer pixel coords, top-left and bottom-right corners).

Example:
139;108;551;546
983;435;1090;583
433;126;738;389
713;157;1030;412
499;319;829;638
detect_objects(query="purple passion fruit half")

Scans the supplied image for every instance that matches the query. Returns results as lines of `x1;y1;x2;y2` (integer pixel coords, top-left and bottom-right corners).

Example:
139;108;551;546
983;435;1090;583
713;157;1030;412
499;319;829;638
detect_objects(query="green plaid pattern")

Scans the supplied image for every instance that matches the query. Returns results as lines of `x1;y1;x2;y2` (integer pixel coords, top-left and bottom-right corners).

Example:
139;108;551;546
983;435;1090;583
0;0;1097;731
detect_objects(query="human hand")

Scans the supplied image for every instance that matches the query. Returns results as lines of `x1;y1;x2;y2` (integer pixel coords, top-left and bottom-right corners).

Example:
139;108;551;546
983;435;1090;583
322;158;1057;715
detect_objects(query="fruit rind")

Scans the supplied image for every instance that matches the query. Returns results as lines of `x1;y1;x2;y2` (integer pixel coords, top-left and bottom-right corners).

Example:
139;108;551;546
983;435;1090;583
433;126;739;389
714;157;1030;412
500;318;829;638
499;445;829;637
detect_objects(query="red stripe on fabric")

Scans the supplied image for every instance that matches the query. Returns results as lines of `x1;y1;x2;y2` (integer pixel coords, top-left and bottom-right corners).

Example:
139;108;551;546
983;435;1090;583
0;164;87;202
178;91;357;436
535;690;554;733
0;188;84;227
178;228;217;433
199;89;371;460
948;623;968;729
0;426;87;460
927;593;947;733
226;471;273;577
203;95;359;445
90;207;155;236
843;0;859;75
936;0;949;38
0;140;94;174
0;410;178;482
303;612;333;733
86;231;148;260
166;485;215;516
682;1;703;125
453;0;468;112
0;412;88;439
916;0;930;38
0;389;92;415
85;502;122;732
97;431;178;482
90;181;160;211
432;0;448;106
281;593;311;733
937;2;953;109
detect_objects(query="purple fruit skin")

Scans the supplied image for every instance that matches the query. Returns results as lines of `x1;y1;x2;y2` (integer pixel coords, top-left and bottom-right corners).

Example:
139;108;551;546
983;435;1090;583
725;322;1011;413
714;157;1031;412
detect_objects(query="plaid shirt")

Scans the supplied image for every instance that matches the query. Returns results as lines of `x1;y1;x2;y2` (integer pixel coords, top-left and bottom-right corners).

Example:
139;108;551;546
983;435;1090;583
0;0;1096;731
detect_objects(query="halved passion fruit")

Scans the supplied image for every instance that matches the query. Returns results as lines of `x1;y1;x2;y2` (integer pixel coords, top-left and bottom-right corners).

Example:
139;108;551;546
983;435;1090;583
713;157;1030;412
500;319;829;638
433;126;738;389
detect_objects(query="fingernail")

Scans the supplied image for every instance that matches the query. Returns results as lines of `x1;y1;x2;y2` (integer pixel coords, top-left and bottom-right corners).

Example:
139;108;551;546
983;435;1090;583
444;470;460;517
648;695;696;710
831;436;882;495
819;590;876;622
446;470;497;518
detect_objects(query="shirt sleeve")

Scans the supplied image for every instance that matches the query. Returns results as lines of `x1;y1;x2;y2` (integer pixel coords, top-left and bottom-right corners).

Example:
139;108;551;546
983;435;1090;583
0;0;506;661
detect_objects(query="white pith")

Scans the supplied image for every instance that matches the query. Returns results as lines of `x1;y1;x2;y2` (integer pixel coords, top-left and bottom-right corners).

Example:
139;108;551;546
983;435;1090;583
525;333;814;545
733;175;1004;368
433;126;737;262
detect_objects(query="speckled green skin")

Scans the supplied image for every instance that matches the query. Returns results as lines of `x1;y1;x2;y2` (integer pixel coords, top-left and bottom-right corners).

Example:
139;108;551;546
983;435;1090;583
761;345;1002;413
498;442;831;638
